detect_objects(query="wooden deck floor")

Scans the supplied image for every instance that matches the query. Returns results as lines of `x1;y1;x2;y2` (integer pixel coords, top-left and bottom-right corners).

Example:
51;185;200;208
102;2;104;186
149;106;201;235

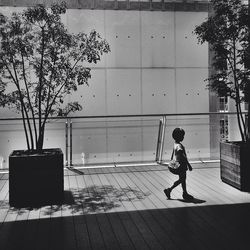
1;163;250;250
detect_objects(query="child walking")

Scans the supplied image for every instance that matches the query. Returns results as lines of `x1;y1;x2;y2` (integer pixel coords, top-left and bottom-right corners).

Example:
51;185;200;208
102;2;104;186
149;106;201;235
164;127;193;200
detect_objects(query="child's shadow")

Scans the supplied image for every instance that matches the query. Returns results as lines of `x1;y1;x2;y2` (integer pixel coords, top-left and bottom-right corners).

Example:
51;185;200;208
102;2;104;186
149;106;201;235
171;197;206;204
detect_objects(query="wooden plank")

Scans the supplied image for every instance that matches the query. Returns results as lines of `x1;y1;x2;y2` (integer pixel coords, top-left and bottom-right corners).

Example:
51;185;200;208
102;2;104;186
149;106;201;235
165;170;227;204
0;179;9;225
20;208;41;250
0;178;17;250
186;205;243;249
149;169;250;248
124;171;178;249
0;176;7;192
83;174;106;250
190;169;250;204
121;172;156;210
152;169;226;205
60;174;78;250
0;178;8;202
139;171;183;207
48;206;64;250
30;205;51;250
0;201;19;250
2;167;250;249
138;171;207;249
114;172;165;250
132;171;167;209
89;173;122;250
104;172;151;250
131;171;198;250
4;207;30;250
68;174;92;250
74;175;92;250
98;172;136;250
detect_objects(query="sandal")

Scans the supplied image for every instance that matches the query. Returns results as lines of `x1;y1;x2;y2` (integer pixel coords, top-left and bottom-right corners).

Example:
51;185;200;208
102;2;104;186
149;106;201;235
164;188;171;199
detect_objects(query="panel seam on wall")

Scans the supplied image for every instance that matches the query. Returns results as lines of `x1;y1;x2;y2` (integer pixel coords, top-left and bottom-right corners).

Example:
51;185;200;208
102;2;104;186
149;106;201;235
174;10;177;115
139;9;143;162
104;9;109;160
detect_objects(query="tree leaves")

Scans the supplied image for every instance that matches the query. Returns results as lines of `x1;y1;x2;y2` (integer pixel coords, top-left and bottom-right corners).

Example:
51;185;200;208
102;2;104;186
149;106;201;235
194;0;250;101
0;2;110;150
194;0;250;142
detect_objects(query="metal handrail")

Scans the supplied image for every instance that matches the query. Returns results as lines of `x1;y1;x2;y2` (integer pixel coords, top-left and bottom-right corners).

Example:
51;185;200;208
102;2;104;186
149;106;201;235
0;111;245;168
0;111;246;122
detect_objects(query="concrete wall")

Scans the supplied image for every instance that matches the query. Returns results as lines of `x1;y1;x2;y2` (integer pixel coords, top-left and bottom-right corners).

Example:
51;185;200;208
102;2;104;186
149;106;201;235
0;5;212;166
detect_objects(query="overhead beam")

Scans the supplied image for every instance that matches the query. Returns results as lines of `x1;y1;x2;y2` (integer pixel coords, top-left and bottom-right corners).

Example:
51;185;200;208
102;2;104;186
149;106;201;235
0;0;210;12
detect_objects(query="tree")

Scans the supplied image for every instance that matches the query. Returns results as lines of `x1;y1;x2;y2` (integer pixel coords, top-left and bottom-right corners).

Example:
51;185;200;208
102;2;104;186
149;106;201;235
0;3;110;152
194;0;250;142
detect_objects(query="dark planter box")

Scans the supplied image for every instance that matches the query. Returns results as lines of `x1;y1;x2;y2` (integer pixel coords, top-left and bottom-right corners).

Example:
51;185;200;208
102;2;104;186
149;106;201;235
9;148;64;207
220;141;250;191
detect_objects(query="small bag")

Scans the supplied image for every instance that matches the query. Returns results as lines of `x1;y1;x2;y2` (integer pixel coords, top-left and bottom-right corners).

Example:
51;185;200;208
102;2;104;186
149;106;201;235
168;149;181;175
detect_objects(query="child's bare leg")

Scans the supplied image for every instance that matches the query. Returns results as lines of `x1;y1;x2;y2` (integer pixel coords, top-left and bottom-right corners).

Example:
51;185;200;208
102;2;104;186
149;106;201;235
180;172;187;194
164;172;191;199
164;176;181;199
180;172;193;199
170;178;182;190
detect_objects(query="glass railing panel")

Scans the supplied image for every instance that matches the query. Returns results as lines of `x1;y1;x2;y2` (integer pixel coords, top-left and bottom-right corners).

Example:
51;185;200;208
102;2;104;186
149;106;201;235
161;113;244;163
70;117;161;166
142;118;160;162
162;115;212;162
106;118;143;164
43;119;67;157
0;119;67;169
70;118;109;166
0;120;25;169
227;113;243;142
209;113;221;160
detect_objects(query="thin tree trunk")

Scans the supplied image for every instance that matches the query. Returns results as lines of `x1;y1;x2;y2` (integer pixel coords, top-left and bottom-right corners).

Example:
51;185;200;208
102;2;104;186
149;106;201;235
248;102;250;142
233;39;246;141
20;104;30;151
21;54;38;148
12;63;34;149
247;0;250;142
3;61;34;150
38;28;45;151
38;123;45;152
236;100;246;141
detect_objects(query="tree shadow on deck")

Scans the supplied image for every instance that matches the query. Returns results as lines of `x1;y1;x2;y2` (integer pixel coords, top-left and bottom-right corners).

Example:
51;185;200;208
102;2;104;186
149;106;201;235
61;185;151;215
7;185;150;215
3;184;150;216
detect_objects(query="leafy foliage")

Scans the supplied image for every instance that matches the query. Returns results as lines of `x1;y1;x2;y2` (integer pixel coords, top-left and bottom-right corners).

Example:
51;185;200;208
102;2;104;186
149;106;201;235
0;3;110;151
194;0;250;142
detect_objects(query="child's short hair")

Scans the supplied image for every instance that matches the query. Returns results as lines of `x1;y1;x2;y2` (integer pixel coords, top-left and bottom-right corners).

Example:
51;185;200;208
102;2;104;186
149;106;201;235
172;127;185;141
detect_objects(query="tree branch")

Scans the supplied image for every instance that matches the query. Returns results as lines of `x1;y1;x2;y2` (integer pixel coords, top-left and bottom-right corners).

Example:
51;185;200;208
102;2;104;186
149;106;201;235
38;27;46;150
20;53;38;147
42;55;83;128
2;59;31;150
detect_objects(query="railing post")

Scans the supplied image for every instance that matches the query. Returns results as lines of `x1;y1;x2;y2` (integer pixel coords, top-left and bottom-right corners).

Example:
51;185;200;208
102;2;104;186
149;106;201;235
70;119;73;166
65;119;68;166
156;119;163;162
156;116;166;163
159;116;166;162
